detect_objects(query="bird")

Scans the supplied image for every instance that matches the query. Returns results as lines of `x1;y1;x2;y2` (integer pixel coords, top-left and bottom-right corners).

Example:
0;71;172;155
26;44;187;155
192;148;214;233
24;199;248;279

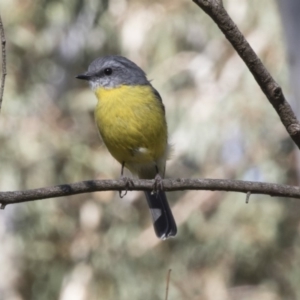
76;55;177;239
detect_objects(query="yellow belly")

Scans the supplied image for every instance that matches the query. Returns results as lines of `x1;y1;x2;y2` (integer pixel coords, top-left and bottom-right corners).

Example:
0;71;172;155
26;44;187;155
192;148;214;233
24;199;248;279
94;85;168;168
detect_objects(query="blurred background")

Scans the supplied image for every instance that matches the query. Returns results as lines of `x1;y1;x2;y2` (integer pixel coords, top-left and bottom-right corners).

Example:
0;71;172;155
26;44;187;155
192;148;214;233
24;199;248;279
0;0;299;299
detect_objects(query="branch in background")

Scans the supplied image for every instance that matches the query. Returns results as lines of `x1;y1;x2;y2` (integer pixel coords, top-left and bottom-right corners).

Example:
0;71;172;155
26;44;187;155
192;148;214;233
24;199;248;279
0;15;6;112
1;178;300;208
192;0;300;149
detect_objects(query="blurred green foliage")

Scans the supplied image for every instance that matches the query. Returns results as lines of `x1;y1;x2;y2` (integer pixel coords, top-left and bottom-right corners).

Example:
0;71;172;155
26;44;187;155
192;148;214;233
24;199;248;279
0;0;298;299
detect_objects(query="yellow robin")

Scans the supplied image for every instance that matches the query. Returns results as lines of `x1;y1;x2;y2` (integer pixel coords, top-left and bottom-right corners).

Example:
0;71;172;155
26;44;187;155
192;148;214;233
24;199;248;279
76;55;177;239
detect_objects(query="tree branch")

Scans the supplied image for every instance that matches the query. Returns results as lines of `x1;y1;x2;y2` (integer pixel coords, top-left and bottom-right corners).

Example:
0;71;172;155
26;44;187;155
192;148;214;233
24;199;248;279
192;0;300;149
0;8;299;209
0;178;300;208
0;14;6;112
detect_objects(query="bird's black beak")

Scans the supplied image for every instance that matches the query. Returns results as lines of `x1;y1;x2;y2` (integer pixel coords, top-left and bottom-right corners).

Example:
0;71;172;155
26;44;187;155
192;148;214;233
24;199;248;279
76;73;91;80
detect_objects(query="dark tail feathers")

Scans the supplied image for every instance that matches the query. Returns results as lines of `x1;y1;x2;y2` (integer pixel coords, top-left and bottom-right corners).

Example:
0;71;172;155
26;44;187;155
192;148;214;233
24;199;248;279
144;191;177;239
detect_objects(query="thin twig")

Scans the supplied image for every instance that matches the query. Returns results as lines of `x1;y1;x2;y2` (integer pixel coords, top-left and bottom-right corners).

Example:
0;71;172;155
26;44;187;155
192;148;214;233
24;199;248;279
165;269;172;300
0;14;7;112
192;0;300;149
246;191;251;204
0;178;300;207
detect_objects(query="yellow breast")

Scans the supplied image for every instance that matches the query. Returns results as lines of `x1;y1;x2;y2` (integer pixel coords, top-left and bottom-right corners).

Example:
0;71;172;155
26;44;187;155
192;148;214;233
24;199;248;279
94;85;168;166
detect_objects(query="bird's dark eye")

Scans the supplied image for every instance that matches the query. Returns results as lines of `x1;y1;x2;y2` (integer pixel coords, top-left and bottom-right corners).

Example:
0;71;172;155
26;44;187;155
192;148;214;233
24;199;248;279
104;68;112;75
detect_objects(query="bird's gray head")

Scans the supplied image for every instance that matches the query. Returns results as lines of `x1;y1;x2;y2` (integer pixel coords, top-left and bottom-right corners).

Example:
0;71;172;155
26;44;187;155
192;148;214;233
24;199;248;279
76;55;149;90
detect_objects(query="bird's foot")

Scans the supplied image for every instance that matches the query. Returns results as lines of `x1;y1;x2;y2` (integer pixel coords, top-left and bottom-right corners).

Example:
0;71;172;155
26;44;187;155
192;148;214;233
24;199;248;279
119;176;134;198
152;173;164;196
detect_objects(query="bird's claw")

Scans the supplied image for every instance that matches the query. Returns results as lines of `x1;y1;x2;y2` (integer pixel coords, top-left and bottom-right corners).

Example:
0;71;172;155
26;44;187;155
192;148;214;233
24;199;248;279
152;173;164;196
119;176;134;198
